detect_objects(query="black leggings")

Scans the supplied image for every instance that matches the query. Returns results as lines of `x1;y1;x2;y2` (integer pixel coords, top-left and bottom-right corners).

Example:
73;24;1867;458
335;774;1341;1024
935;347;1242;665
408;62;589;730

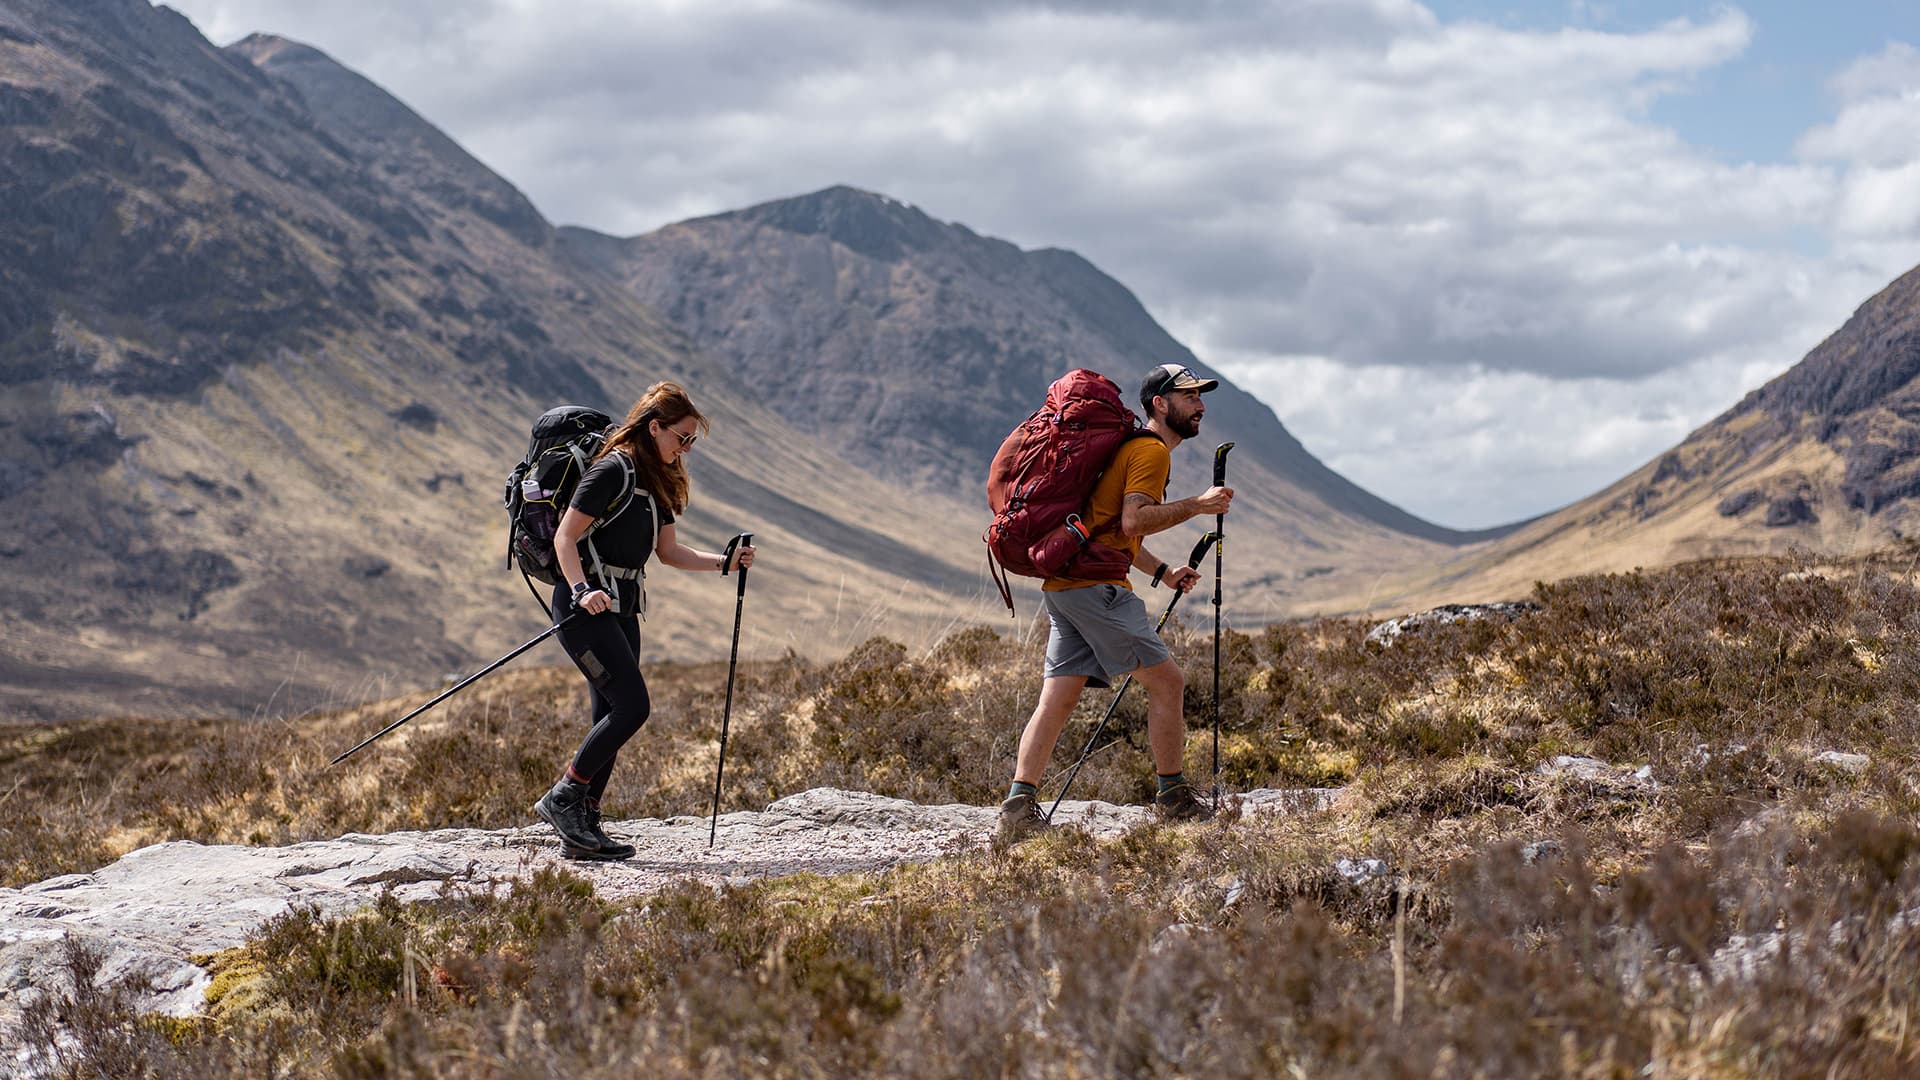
554;588;651;799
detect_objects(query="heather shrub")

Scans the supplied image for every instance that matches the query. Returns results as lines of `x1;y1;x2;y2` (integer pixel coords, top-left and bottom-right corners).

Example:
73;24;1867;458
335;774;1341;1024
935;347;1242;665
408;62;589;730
13;550;1920;885
28;808;1920;1077
12;550;1920;1074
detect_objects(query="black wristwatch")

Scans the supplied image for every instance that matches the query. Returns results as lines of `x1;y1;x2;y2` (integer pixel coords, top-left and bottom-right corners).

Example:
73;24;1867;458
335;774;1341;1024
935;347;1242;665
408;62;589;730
1151;563;1169;587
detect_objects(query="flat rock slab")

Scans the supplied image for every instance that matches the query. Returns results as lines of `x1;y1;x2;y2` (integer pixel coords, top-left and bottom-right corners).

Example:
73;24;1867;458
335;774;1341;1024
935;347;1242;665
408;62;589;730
0;785;1335;1059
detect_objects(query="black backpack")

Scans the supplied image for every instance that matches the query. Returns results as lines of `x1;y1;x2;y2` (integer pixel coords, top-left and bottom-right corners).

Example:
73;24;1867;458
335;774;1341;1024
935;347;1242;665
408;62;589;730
503;405;656;614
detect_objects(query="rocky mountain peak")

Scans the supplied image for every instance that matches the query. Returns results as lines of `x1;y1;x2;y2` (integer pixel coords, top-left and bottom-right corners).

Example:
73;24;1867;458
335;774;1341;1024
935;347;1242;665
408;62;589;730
226;32;550;247
722;185;954;262
1724;263;1920;512
580;186;1493;546
1737;264;1920;425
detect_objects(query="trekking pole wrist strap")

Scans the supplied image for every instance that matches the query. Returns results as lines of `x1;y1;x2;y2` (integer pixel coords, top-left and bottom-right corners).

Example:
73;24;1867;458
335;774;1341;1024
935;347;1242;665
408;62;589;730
1151;563;1169;587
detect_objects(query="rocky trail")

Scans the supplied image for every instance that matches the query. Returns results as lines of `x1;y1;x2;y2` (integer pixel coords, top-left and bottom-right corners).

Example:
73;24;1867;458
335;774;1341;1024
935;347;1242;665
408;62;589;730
0;786;1336;1063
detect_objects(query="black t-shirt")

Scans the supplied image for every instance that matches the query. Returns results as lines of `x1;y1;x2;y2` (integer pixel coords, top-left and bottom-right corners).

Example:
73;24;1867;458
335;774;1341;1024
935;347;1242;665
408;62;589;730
570;451;673;611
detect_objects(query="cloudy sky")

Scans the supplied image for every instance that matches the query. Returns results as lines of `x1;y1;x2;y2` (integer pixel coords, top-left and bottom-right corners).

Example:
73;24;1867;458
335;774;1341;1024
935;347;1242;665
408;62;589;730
168;0;1920;529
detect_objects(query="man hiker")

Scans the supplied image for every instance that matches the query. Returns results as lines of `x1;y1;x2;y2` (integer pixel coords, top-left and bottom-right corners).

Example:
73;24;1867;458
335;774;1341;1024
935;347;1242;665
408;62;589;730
998;363;1234;844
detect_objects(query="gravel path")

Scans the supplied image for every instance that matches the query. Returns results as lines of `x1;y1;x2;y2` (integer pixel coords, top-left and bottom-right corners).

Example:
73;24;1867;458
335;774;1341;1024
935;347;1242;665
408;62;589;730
0;786;1338;1069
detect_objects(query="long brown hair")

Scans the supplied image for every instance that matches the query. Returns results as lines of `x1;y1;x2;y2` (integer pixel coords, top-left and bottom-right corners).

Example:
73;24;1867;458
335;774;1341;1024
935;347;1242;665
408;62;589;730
595;382;709;514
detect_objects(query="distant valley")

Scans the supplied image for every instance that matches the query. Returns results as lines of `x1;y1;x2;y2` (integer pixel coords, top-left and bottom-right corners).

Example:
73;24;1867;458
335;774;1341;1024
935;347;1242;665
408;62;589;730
4;0;1917;721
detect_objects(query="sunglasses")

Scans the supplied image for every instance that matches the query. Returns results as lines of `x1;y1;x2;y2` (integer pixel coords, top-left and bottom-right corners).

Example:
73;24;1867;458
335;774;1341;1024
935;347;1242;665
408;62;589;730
651;417;698;448
1150;366;1199;396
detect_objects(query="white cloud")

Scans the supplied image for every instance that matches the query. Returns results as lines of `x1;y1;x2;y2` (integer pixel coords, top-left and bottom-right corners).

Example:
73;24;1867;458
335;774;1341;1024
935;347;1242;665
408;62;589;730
1800;43;1920;237
160;1;1920;527
1213;346;1793;528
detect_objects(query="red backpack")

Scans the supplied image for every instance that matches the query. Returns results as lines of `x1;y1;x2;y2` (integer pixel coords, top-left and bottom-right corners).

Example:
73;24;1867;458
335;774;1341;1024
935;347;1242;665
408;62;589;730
984;369;1148;612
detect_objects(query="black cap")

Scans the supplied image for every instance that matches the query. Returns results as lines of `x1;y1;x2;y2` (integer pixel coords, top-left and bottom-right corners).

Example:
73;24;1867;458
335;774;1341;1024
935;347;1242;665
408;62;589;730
1139;363;1220;410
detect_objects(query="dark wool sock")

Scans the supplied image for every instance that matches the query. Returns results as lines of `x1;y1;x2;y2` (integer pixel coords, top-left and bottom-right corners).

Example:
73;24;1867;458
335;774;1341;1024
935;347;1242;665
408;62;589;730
1157;772;1187;793
1008;780;1038;800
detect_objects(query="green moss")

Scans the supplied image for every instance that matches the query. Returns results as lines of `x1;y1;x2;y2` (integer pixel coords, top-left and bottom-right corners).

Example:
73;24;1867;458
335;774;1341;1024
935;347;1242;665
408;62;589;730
197;944;272;1021
144;1013;212;1047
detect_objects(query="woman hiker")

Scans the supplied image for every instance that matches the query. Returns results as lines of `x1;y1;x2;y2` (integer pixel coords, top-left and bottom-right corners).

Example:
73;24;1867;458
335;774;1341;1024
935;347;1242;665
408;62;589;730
534;381;755;860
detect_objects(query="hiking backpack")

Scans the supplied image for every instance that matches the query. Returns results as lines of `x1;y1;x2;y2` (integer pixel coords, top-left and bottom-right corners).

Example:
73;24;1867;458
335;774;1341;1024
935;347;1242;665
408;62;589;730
983;369;1146;612
503;405;656;615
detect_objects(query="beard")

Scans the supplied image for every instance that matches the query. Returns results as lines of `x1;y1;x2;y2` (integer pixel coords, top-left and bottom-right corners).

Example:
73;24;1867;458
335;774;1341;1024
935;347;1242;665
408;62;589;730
1169;406;1203;439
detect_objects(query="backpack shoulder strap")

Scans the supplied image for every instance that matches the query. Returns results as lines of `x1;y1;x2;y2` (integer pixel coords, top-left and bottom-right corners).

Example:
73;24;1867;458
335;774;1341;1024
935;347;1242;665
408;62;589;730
612;449;660;561
580;450;659;618
579;447;664;557
582;449;641;535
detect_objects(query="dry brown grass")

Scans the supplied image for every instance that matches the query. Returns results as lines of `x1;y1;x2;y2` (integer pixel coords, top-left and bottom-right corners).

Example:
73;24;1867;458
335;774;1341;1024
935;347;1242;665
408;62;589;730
12;546;1920;1075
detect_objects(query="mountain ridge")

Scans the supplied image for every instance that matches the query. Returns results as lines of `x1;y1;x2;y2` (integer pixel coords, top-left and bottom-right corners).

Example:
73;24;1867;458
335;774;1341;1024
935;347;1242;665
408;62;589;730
560;186;1513;547
0;2;989;720
1364;258;1920;610
13;0;1913;721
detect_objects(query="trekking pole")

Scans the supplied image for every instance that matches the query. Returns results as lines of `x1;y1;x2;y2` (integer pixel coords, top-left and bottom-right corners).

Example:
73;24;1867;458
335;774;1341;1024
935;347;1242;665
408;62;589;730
1211;442;1235;807
330;612;582;766
1046;532;1218;822
708;532;752;848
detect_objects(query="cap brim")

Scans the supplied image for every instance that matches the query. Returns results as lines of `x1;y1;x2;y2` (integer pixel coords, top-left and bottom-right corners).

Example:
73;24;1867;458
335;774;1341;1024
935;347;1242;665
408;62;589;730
1181;377;1220;393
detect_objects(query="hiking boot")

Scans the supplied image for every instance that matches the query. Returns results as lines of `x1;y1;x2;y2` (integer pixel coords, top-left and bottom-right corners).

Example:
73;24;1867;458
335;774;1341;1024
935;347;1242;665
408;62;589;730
1153;782;1215;823
581;797;636;861
995;792;1050;846
561;842;632;862
535;779;606;854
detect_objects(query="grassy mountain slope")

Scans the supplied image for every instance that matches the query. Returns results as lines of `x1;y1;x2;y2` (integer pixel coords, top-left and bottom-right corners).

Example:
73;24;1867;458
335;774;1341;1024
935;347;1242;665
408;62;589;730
1366;262;1920;610
0;1;987;720
562;188;1513;623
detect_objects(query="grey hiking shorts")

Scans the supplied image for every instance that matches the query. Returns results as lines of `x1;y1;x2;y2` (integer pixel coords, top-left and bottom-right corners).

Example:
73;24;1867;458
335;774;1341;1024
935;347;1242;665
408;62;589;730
1041;583;1172;690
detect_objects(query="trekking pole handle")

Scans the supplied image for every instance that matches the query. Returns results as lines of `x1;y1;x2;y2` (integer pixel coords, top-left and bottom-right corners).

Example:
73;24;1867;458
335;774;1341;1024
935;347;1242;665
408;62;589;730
1153;534;1216;626
722;532;752;593
1212;444;1233;607
1212;442;1236;489
721;533;751;575
1187;532;1219;571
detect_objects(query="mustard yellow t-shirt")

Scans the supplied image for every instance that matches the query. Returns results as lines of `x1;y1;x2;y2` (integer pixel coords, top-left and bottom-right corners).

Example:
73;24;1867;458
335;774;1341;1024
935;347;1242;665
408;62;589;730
1043;435;1169;592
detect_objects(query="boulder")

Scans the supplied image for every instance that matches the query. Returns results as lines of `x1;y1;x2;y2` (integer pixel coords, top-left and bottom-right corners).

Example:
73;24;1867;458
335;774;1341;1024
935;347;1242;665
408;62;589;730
1536;755;1659;792
1365;601;1541;646
1811;750;1870;775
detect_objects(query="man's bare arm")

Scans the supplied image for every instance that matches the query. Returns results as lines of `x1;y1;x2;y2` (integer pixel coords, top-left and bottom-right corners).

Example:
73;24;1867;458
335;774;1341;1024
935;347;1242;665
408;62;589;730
1131;543;1163;575
1130;536;1202;593
1120;487;1232;538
